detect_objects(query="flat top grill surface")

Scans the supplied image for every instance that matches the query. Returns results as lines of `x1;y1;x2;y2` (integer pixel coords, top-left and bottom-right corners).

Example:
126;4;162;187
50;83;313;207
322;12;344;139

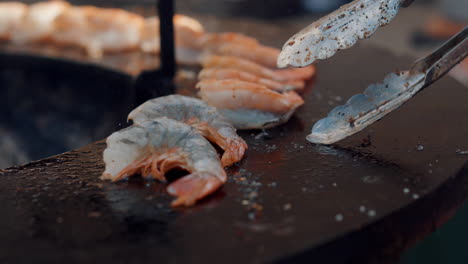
1;17;468;264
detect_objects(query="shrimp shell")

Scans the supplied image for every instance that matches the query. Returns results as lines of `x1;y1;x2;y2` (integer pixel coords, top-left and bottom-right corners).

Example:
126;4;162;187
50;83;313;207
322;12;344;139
102;118;226;207
197;79;304;129
128;95;247;167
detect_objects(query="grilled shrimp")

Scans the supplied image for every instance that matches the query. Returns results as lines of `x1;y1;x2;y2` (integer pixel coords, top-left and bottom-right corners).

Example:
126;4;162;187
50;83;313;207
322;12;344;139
52;6;144;58
0;2;27;41
11;0;70;44
197;79;304;129
102;118;226;207
201;55;315;82
128;95;247;167
198;68;304;92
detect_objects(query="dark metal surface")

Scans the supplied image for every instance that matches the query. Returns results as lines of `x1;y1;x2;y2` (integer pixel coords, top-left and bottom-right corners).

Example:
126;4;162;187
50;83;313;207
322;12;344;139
0;53;134;167
0;43;467;263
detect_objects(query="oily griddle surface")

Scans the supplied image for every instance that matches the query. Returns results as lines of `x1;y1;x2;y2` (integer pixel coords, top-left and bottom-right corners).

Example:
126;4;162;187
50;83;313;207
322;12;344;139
1;48;468;263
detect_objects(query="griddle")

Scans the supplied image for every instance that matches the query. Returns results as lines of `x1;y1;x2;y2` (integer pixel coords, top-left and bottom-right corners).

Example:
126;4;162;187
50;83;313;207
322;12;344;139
1;19;468;264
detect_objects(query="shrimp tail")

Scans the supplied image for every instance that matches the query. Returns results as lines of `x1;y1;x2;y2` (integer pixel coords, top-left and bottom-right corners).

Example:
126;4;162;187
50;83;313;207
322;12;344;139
191;122;247;167
221;138;248;167
167;172;224;207
110;151;187;182
284;91;305;108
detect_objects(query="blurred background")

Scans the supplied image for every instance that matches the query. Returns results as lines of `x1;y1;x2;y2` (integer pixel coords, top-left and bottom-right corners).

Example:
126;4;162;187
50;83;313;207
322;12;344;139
0;0;467;263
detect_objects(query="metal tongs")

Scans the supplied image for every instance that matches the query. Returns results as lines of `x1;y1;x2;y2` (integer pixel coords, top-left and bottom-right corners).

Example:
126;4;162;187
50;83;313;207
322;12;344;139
277;0;467;145
278;0;415;68
307;27;467;144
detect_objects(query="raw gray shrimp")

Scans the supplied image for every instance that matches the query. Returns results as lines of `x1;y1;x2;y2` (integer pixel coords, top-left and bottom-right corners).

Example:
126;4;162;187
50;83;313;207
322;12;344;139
102;118;226;207
128;95;247;167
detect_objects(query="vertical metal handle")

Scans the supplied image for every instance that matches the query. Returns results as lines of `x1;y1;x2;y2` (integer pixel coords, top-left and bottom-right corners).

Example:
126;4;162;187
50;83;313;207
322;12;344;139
158;0;176;78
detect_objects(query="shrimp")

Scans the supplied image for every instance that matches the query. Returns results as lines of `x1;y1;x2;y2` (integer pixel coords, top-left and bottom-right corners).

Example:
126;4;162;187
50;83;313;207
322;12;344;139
196;32;259;48
203;42;280;69
128;95;247;167
201;55;315;82
197;79;304;129
52;6;144;58
198;68;304;92
0;2;27;41
102;118;227;207
11;0;70;44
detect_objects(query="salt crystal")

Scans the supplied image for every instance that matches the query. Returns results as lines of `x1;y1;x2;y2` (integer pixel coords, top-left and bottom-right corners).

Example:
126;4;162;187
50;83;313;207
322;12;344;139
413;194;419;199
248;212;256;220
335;214;344;222
359;206;366;213
403;188;410;194
456;149;468;155
415;145;424;151
368;210;376;217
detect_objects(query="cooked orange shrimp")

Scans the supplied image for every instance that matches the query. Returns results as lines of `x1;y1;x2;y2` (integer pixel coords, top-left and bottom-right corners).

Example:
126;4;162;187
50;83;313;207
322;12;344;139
128;95;247;167
197;79;304;129
0;2;27;41
203;42;280;69
11;0;70;44
52;6;144;58
198;68;304;92
201;55;315;82
102;118;226;207
196;32;259;49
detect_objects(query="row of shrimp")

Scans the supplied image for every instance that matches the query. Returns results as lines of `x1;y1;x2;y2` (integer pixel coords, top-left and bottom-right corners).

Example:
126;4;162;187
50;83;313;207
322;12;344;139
194;35;316;129
0;0;281;64
0;0;204;59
